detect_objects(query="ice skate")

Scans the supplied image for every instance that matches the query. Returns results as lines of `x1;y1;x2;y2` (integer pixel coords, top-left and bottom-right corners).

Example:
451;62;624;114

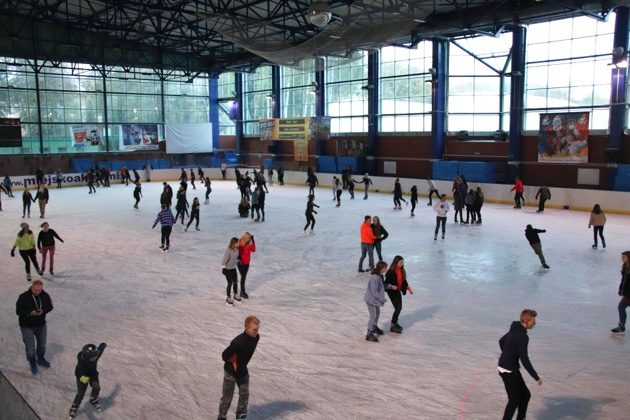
233;294;242;302
225;297;234;306
236;413;247;419
195;227;200;231
37;357;51;368
390;323;403;333
611;325;625;333
89;397;102;411
68;404;78;418
184;227;188;232
27;273;32;282
240;291;249;299
365;333;378;342
373;326;384;335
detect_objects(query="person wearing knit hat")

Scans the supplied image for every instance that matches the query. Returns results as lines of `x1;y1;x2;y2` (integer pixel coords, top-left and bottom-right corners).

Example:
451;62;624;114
11;222;42;281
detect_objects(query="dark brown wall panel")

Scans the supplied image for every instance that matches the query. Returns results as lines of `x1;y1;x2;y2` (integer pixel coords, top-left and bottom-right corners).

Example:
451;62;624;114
444;140;508;160
219;136;236;150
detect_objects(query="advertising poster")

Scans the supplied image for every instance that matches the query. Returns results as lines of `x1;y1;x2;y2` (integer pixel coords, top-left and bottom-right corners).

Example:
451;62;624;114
538;112;589;162
294;138;309;162
121;124;159;150
259;117;331;141
72;124;103;147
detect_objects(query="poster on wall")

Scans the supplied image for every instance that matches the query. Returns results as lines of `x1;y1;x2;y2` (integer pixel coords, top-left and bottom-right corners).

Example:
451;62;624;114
71;124;103;147
337;139;364;156
538;112;589;163
294;138;309;162
120;124;159;151
259;117;331;141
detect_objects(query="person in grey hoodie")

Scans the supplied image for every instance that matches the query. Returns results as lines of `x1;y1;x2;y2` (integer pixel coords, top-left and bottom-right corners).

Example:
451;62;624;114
364;261;394;342
222;237;240;305
250;188;260;221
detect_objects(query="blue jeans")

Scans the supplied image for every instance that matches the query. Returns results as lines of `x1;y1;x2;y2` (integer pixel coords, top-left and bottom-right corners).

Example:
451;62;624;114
374;241;383;261
20;324;47;362
358;243;374;271
367;304;380;331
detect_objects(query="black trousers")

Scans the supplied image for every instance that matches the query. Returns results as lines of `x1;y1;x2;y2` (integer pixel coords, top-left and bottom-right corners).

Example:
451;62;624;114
428;189;439;204
593;226;605;246
514;192;524;207
205;189;211;200
251;204;260;219
22;200;31;217
336;189;342;205
387;290;402;324
538;198;547;212
237;263;250;293
499;371;530;420
411;199;417;213
223;268;238;296
186;213;199;229
304;212;316;230
19;249;40;274
160;226;172;247
72;376;100;406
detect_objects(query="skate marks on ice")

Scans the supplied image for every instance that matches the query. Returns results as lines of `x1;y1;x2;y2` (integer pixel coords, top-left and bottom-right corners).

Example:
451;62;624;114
78;384;121;419
396;304;441;331
537;395;616;420
248;400;308;418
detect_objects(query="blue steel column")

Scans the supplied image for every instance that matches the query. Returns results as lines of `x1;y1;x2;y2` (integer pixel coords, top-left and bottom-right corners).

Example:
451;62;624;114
271;66;281;118
235;73;244;157
315;68;325;157
431;39;447;160
209;75;220;151
366;50;379;175
608;7;629;157
508;26;526;182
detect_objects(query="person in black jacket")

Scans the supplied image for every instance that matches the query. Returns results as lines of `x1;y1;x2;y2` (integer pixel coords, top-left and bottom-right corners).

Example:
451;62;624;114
384;256;413;333
218;316;260;420
611;251;630;333
33;184;49;218
525;225;550;269
15;279;53;375
185;197;200;232
37;221;64;275
410;185;418;216
68;342;107;418
498;309;542;420
371;216;389;262
304;194;319;234
133;181;142;209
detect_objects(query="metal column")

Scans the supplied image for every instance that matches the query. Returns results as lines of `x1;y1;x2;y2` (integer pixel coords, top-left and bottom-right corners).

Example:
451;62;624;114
366;50;379;175
608;7;629;158
235;73;244;157
209;75;220;150
508;26;526;182
430;39;447;160
315;68;325;157
271;66;280;118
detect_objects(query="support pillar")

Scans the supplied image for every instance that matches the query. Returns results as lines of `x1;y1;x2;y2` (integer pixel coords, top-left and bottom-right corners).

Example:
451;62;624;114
430;39;448;160
209;76;220;151
366;50;379;175
508;26;526;182
234;73;244;158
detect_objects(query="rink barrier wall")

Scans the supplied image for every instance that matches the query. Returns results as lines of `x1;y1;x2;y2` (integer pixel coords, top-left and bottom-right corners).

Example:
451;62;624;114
3;168;629;215
0;369;40;420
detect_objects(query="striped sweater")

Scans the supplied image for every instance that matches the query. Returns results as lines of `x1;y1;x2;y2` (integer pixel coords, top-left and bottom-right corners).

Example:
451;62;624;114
153;209;175;227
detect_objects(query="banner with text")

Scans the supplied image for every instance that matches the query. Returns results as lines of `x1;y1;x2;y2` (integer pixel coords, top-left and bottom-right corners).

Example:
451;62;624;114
538;112;589;163
72;124;103;147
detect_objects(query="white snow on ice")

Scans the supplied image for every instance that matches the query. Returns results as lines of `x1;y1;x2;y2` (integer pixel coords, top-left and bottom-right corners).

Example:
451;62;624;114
1;179;629;419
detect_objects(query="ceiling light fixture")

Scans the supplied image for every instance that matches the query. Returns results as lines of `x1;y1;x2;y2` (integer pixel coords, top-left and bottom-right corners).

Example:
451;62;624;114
307;1;332;28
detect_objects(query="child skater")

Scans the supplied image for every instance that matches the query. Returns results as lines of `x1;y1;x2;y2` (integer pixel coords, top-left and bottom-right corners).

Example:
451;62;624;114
364;261;392;342
410;185;418;216
433;194;450;240
133;181;142;209
393;178;407;210
237;233;256;299
304;194;319;234
152;204;174;252
385;256;413;333
22;187;34;218
68;342;107;418
205;177;212;204
185;197;200;232
222;237;240;305
217;315;260;420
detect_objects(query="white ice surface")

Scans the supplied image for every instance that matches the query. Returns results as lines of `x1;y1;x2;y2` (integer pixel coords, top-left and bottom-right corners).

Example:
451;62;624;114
1;180;629;420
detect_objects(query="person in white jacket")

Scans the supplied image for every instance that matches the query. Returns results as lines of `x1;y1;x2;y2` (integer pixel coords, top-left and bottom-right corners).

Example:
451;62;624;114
433;194;450;240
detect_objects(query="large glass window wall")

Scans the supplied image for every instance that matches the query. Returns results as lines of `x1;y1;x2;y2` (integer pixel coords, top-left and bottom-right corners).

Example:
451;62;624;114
218;72;237;135
281;59;316;118
326;52;368;133
0;57;210;155
243;67;272;135
524;15;615;130
379;43;432;132
448;33;512;132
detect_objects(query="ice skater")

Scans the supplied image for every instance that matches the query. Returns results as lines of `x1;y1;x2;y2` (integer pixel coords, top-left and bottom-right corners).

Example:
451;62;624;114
433;194;450;240
22;187;34;218
190;168;197;190
237;233;256;299
55;169;63;188
86;170;96;194
331;176;338;201
33;184;49;218
588;204;606;249
358;216;376;273
356;173;372;199
250;187;260;221
222;237;240;305
11;222;42;280
3;174;14;196
37;222;64;275
427;178;440;205
611;251;630;333
68;342;107;418
133;181;142;209
132;168;140;185
410;185;418;216
371;216;389;262
334;177;342;207
498;309;542;420
535;185;551;213
525;225;549;269
304;195;319;234
185;197;200;232
205;177;212;204
15;279;53;375
393;178;407;209
364;261;391;343
474;187;484;224
198;167;205;185
221;161;227;180
174;186;189;224
217;315;260;420
258;187;266;222
510;176;525;208
385;256;413;333
306;171;318;196
152;204;174;252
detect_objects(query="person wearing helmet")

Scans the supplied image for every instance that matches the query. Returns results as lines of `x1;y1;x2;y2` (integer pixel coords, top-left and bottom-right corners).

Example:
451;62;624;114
69;342;107;418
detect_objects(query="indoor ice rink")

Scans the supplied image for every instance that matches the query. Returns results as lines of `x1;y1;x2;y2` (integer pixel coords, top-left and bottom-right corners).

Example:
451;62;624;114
1;178;629;419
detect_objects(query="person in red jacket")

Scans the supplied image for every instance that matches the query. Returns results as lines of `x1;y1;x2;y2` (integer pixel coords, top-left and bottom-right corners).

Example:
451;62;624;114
358;215;377;273
237;233;256;299
510;176;524;208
